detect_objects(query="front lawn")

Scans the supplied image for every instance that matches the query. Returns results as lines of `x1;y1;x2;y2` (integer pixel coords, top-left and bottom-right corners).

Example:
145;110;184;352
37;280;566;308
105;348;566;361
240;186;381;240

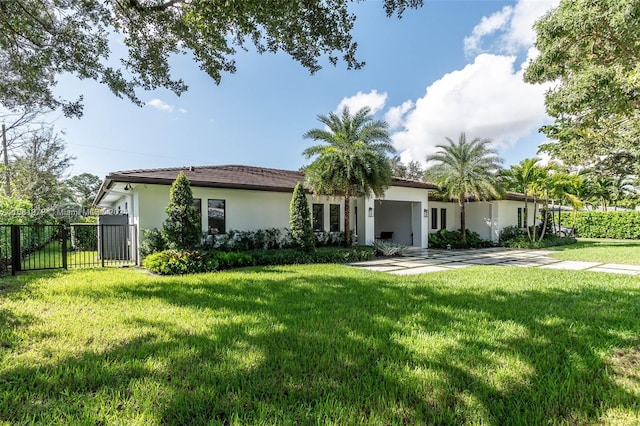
1;266;639;424
548;238;640;265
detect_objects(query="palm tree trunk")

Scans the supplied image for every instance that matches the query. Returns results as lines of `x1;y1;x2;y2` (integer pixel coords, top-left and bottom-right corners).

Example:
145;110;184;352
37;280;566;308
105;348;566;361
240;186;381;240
344;195;351;247
524;194;530;240
460;199;466;245
539;196;549;242
531;196;538;242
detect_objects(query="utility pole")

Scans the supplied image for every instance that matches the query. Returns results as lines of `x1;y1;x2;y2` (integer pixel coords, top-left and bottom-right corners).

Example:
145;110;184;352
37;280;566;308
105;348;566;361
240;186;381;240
1;123;11;196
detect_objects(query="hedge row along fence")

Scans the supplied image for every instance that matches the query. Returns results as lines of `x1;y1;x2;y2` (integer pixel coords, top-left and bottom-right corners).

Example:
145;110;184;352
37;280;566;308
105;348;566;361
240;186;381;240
559;211;640;239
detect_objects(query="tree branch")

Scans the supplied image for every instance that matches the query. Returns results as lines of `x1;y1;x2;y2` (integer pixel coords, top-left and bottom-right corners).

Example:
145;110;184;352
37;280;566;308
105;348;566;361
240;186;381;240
128;0;185;12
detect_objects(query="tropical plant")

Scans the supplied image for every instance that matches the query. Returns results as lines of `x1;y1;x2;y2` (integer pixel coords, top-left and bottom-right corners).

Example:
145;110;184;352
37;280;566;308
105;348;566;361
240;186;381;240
163;172;201;250
289;182;315;252
303;106;394;246
425;132;503;245
500;158;546;240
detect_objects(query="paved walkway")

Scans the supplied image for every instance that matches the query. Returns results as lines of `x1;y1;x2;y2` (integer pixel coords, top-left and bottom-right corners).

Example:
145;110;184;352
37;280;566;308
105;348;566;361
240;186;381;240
350;247;640;276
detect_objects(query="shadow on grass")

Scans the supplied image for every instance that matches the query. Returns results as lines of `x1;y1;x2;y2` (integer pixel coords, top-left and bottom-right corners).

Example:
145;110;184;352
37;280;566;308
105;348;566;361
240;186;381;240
1;266;639;424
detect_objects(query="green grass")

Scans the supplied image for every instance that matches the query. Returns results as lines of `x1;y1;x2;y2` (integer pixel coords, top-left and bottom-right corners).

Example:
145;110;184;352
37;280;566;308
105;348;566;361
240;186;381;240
1;265;639;424
548;238;640;265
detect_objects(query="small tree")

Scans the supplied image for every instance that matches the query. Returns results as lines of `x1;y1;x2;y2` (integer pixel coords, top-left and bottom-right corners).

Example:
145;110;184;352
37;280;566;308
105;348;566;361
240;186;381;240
289;182;315;252
163;172;201;250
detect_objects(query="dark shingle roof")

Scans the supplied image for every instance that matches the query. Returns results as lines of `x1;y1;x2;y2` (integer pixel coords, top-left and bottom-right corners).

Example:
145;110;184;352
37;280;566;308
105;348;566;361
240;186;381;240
105;164;438;192
107;165;306;192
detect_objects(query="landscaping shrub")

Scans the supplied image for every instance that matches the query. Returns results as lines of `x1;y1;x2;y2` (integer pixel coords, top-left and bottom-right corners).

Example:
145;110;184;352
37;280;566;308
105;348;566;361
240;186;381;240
210;228;292;251
315;231;345;247
249;246;374;266
502;235;577;249
498;225;527;244
559;211;640;239
211;251;254;270
373;240;407;256
289;182;315;251
143;250;219;275
428;229;492;249
140;228;168;257
163;172;201;250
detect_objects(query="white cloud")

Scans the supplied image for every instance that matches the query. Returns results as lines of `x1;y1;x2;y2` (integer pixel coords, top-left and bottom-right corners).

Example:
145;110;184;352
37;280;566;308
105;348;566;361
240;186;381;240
391;54;550;165
464;5;513;56
336;90;387;115
179;108;188;114
384;100;414;130
464;0;559;56
145;98;174;112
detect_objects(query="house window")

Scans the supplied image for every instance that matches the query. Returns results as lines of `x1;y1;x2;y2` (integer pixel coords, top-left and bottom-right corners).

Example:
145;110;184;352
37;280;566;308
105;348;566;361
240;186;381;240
329;204;340;232
312;204;324;231
431;208;438;230
440;208;447;230
208;199;225;234
517;207;523;228
193;198;202;231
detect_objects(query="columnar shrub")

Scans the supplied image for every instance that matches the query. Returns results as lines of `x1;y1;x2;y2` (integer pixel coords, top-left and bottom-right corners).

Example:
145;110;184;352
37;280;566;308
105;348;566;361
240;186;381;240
289;182;315;252
163;172;201;250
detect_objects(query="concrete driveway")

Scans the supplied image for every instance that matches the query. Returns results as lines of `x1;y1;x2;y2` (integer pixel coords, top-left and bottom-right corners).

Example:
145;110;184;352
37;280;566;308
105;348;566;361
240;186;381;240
350;247;640;276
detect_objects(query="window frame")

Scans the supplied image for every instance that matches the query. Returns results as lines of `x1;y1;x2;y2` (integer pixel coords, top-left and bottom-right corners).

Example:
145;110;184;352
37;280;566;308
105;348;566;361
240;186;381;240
312;203;324;231
207;199;226;235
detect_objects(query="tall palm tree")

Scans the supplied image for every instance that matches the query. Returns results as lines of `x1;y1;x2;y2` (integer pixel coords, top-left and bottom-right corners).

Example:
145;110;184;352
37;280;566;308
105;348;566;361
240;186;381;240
303;106;394;246
426;132;503;245
500;158;546;240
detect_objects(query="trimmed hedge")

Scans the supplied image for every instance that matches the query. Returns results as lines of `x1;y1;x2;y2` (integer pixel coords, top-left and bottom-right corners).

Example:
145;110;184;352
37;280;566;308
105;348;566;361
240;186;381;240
559;211;640;239
428;229;493;249
144;246;376;275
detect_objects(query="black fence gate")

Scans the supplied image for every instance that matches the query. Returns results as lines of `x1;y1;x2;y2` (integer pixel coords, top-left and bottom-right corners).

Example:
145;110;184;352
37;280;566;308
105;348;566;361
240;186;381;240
0;224;137;275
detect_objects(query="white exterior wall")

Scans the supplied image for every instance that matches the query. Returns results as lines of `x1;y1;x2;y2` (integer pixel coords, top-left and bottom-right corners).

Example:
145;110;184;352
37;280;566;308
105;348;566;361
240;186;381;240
427;201;460;233
465;202;494;241
493;199;536;232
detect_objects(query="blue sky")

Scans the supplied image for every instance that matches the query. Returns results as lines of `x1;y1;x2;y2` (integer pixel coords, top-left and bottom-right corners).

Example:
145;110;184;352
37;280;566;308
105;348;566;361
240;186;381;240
51;0;558;179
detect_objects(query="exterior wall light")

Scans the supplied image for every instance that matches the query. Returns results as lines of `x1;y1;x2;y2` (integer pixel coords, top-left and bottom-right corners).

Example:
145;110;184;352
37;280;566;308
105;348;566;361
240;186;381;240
423;209;428;218
368;207;374;217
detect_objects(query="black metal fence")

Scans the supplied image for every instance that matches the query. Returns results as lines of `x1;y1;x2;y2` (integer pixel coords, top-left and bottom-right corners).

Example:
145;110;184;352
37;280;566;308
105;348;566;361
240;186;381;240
0;224;137;275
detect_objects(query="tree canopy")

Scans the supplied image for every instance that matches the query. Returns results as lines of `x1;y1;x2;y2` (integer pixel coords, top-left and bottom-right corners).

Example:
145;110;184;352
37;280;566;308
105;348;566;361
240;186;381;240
524;0;640;173
1;0;422;116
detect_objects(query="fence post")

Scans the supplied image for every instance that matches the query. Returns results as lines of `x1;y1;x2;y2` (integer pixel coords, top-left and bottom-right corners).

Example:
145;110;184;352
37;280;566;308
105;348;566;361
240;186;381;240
100;224;105;268
61;225;68;270
10;225;20;275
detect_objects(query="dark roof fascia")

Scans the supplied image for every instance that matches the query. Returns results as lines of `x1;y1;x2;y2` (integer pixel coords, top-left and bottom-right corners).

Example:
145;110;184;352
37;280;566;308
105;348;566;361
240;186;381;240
105;175;299;193
390;178;439;190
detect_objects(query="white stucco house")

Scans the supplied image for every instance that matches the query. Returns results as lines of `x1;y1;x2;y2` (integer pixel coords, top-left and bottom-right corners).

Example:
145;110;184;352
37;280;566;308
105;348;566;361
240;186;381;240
94;165;534;261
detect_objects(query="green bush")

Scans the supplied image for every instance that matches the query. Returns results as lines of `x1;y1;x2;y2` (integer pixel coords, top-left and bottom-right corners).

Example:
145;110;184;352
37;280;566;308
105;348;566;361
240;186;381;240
559;211;640;239
143;250;218;275
289;182;315;251
163;172;201;250
211;251;254;270
140;228;168;257
373;241;406;256
70;223;98;250
502;235;577;249
249;246;374;266
498;225;527;244
428;229;492;249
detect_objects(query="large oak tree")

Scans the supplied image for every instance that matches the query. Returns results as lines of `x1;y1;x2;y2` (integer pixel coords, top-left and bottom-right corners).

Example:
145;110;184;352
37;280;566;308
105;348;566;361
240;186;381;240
524;0;640;174
1;0;422;116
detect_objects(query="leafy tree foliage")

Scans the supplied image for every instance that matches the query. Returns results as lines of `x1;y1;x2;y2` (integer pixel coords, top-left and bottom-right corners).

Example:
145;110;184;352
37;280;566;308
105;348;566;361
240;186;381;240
1;0;422;115
426;132;502;245
10;128;74;210
389;155;424;180
163;172;201;250
66;173;102;209
303;106;394;246
289;182;315;252
524;0;640;173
